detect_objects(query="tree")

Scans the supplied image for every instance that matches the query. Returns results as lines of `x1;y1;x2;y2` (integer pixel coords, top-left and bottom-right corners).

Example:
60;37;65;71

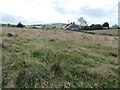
78;17;87;27
81;26;91;30
17;22;25;28
7;23;11;27
103;22;109;28
90;24;103;30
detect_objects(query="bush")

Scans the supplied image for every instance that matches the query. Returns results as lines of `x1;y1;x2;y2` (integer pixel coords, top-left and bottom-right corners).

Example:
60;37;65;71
7;33;18;37
81;24;103;30
17;22;25;28
7;33;16;37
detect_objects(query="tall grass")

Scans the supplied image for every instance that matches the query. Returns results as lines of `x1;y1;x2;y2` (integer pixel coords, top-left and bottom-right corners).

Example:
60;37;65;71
2;27;118;88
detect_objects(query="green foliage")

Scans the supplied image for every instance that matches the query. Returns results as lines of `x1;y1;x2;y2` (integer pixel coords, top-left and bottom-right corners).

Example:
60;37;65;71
103;22;109;27
81;24;103;30
2;23;17;27
16;67;50;88
51;62;63;75
17;22;25;28
90;24;103;30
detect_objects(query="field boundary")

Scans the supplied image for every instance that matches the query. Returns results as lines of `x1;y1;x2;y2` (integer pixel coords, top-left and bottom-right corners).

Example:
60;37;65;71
79;30;118;36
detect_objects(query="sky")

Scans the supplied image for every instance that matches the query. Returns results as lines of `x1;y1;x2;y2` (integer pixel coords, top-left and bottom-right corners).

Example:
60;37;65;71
0;0;119;26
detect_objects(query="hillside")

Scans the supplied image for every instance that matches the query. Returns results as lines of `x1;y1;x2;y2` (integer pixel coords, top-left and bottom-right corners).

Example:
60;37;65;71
1;27;118;88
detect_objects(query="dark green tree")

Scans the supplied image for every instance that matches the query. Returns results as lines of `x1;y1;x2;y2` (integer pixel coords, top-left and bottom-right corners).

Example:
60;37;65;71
7;23;11;27
90;24;103;30
103;22;109;27
17;22;25;28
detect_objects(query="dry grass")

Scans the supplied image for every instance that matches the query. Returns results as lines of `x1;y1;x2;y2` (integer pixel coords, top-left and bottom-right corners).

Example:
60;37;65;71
1;27;118;88
2;27;118;47
87;29;119;35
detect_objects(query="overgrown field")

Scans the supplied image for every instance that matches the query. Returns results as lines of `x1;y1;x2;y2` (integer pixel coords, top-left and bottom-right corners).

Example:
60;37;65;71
1;27;118;88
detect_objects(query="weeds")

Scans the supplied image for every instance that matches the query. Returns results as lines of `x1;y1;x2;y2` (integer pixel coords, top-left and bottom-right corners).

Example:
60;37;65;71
2;27;118;88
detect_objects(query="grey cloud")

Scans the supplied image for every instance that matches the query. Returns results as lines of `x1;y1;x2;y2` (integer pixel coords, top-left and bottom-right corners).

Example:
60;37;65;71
52;3;118;26
53;7;68;14
78;5;118;26
80;6;107;18
0;13;18;23
0;13;25;24
52;4;107;18
0;13;46;25
52;5;78;16
51;0;76;15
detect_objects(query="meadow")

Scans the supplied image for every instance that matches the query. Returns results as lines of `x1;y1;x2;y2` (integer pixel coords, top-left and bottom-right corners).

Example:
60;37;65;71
1;27;118;88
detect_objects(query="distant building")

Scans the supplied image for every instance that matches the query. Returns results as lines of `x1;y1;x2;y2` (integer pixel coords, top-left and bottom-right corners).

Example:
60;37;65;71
65;22;80;31
103;27;109;29
111;24;119;29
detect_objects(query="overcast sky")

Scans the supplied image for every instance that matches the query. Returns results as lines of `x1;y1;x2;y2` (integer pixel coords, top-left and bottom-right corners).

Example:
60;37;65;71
0;0;119;26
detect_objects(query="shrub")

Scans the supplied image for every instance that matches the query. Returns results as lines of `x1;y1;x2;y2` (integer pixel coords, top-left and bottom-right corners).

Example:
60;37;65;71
7;33;18;37
17;22;25;28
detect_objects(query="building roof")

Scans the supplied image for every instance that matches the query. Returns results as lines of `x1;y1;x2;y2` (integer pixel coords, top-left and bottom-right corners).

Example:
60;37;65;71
65;23;80;30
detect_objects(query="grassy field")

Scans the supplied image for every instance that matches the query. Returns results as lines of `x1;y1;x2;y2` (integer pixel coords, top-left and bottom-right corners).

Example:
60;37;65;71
87;29;119;36
1;27;118;88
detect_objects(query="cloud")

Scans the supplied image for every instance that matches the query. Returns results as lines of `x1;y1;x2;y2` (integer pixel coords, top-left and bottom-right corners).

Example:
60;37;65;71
0;13;24;24
51;0;119;26
52;7;68;14
0;0;119;26
78;5;118;25
0;13;45;25
81;7;106;18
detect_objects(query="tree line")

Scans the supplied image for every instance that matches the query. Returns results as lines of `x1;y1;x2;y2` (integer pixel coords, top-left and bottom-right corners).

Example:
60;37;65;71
1;17;119;30
77;17;112;30
2;22;25;28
